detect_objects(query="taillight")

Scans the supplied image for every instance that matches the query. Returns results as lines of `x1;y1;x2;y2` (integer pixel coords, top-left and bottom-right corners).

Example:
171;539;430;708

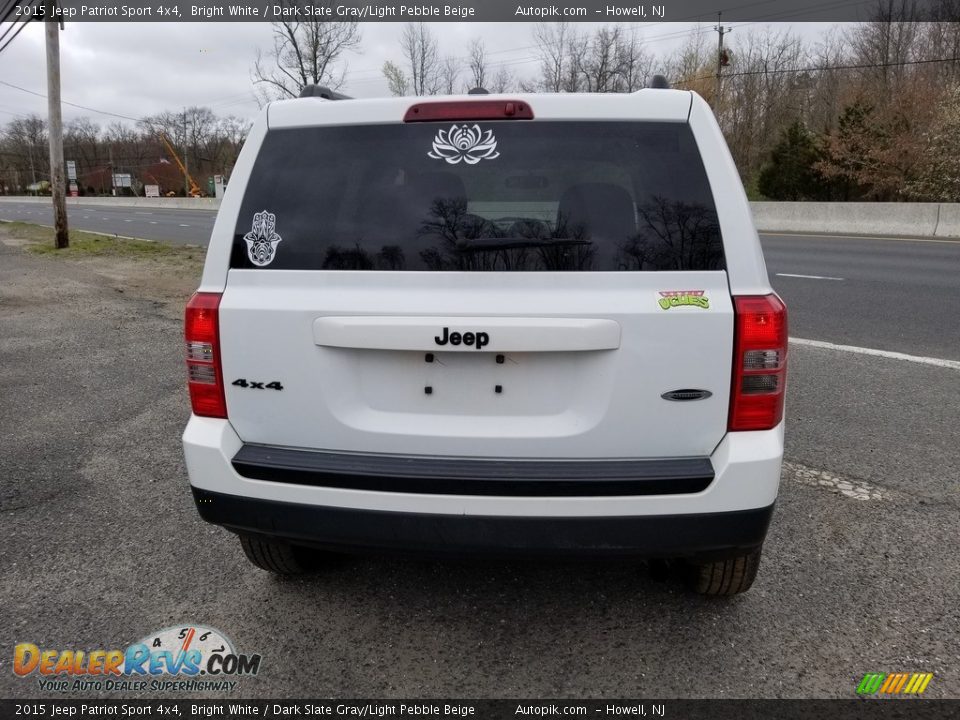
184;292;226;418
729;294;788;431
404;100;534;122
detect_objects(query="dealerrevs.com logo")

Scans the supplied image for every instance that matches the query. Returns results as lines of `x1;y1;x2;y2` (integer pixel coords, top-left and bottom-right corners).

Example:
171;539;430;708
13;625;262;693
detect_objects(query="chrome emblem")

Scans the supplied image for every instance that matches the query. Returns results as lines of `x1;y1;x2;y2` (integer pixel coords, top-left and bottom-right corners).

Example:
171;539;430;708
661;389;713;401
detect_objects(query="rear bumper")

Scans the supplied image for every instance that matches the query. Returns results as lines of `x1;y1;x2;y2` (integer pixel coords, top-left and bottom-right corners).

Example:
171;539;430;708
183;416;783;556
231;444;715;497
193;486;774;558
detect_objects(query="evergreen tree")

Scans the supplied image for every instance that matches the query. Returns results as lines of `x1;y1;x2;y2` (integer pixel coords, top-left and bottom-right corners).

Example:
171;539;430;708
757;120;828;200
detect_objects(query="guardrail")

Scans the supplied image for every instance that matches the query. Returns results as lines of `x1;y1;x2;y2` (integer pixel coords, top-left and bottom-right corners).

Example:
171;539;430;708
3;197;959;238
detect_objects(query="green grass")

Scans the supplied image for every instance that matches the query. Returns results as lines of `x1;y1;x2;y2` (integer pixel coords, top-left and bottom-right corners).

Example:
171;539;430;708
4;221;200;261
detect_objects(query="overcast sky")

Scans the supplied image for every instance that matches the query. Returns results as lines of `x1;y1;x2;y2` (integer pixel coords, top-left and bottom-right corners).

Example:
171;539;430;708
0;21;841;127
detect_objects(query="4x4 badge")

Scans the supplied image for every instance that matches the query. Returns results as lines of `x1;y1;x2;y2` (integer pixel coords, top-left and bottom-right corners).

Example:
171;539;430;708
428;124;500;165
243;210;282;267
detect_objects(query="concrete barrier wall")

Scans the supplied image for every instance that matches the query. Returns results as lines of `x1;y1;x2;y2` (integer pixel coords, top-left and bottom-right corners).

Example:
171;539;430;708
0;196;220;210
3;196;960;237
749;201;950;237
933;203;960;238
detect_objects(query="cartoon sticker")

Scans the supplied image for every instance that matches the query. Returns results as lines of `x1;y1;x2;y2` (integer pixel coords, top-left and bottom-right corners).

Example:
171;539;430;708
428;124;500;165
243;210;282;267
658;290;710;310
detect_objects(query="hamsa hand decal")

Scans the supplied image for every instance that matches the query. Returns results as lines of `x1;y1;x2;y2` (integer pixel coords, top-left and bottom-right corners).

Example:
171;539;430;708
243;210;282;267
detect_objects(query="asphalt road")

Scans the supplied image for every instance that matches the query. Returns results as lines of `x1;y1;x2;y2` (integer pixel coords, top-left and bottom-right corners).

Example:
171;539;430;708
763;233;960;361
3;199;959;360
1;209;958;699
0;199;215;244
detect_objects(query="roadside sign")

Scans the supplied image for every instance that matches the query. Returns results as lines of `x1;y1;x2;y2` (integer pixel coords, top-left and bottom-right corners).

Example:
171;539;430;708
66;160;77;181
69;182;78;197
144;184;160;198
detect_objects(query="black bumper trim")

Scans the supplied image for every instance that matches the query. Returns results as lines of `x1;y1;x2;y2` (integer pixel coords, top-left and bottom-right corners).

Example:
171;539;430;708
231;444;714;497
192;488;774;559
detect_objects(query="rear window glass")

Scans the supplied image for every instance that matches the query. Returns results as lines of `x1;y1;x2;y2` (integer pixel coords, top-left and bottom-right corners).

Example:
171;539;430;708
231;121;724;271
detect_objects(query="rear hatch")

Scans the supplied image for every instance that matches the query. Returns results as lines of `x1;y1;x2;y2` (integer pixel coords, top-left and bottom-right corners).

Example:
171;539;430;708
218;109;732;459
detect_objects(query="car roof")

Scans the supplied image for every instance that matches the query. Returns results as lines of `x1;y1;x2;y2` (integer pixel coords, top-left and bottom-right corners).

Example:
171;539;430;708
267;90;694;129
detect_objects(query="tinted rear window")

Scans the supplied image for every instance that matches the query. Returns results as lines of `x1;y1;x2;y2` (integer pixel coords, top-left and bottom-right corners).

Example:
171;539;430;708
231;121;724;271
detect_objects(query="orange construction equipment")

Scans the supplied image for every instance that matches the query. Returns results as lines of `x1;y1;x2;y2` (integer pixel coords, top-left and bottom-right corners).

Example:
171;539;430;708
157;131;203;197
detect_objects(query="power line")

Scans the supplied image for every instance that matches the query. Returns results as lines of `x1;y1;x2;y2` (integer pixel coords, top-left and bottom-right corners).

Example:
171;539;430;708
0;78;146;121
0;0;25;28
0;19;32;54
0;0;41;48
0;77;261;122
688;54;960;83
0;1;38;55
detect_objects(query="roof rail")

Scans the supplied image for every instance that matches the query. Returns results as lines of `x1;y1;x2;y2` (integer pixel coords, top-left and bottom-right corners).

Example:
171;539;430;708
648;75;671;89
467;87;490;95
299;84;352;100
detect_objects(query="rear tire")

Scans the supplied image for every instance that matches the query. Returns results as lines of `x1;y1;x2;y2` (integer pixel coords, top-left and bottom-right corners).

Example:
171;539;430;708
239;534;321;576
687;546;762;596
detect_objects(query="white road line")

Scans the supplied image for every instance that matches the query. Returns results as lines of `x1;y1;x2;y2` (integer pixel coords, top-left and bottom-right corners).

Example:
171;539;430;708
790;337;960;370
179;223;190;227
776;273;844;281
149;221;158;224
124;219;132;222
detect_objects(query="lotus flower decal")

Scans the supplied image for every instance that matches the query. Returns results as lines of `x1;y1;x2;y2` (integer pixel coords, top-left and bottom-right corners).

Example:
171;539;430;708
243;210;282;267
428;124;500;165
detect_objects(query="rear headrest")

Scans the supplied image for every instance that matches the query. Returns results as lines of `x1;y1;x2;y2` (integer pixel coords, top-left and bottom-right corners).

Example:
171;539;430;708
557;183;636;242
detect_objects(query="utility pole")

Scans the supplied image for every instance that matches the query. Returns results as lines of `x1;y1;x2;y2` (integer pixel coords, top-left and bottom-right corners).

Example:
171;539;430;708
182;107;189;197
44;0;68;248
714;12;731;107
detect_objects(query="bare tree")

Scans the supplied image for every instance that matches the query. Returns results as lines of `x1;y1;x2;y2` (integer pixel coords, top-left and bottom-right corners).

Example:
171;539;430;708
2;116;48;187
252;10;361;102
848;1;923;92
104;121;151;179
579;26;623;92
616;29;654;92
664;28;714;97
490;66;516;93
64;118;102;174
440;55;461;95
401;22;442;96
530;22;583;92
468;38;488;90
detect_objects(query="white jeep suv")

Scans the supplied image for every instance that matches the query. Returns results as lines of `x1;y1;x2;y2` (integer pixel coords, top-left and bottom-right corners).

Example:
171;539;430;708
182;84;787;595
